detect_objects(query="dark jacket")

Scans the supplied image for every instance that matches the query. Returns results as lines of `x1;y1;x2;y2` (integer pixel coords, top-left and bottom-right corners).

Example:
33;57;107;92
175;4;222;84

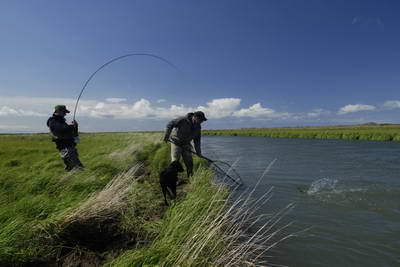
164;113;202;154
46;115;77;150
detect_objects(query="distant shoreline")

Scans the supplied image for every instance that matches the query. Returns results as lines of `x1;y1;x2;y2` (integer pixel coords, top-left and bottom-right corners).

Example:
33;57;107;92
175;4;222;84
2;124;400;142
203;124;400;142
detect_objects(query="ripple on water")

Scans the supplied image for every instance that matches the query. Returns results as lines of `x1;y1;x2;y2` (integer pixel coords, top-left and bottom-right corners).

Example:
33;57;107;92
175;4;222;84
305;177;400;217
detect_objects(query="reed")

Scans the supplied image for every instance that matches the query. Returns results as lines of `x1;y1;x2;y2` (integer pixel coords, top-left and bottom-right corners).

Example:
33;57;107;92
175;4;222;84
110;160;297;267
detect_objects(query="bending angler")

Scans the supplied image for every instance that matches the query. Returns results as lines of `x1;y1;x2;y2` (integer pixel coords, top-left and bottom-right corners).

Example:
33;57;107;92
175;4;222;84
163;111;207;178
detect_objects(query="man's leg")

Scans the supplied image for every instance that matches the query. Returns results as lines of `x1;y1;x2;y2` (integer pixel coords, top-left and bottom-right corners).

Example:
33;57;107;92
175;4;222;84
171;143;182;162
68;147;84;169
171;143;187;185
60;147;84;171
60;148;73;171
182;149;193;178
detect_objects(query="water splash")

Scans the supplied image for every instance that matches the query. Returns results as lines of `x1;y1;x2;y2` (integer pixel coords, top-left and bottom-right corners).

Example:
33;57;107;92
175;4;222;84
307;178;338;195
304;178;400;215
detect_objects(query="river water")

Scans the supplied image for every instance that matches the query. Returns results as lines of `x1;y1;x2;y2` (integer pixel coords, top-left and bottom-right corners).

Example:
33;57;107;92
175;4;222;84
202;136;400;267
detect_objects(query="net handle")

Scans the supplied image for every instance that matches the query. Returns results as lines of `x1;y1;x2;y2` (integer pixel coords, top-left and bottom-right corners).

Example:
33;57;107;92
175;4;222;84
166;139;242;185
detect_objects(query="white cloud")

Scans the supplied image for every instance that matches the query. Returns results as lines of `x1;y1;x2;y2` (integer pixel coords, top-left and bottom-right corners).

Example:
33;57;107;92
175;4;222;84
0;106;47;117
383;100;400;109
95;102;105;109
106;98;127;103
338;104;376;115
307;108;331;118
0;96;97;115
0;106;18;116
198;98;241;119
2;95;398;133
77;98;185;119
233;103;290;119
157;104;192;118
86;98;241;120
0;96;298;121
157;99;166;103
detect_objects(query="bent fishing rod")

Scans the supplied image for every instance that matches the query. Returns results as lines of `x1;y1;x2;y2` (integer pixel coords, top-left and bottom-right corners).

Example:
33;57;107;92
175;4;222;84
167;139;243;185
73;53;178;121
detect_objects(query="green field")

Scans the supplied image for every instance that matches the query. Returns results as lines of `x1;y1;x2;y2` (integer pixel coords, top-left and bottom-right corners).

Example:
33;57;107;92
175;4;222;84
0;133;159;265
0;133;272;266
203;124;400;142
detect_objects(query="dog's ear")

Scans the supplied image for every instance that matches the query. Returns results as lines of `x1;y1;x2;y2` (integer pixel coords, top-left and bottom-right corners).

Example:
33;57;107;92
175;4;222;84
171;161;184;172
170;160;179;169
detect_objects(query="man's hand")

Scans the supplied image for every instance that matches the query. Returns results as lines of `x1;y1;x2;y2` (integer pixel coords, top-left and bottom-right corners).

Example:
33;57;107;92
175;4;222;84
71;120;79;136
163;136;169;143
71;120;78;127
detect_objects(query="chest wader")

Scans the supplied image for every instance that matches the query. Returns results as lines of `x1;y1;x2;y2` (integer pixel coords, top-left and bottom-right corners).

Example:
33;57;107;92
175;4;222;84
51;131;83;171
60;146;84;171
170;142;193;178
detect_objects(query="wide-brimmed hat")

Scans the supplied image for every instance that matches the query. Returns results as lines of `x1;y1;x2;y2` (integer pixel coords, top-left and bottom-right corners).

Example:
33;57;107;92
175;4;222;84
193;111;207;121
54;105;70;113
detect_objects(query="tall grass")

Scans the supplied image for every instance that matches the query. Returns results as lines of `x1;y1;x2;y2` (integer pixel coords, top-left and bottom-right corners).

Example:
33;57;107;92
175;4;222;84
110;160;295;267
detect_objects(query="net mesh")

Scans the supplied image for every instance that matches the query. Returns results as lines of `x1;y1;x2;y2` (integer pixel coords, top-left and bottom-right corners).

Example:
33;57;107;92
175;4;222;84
209;159;243;186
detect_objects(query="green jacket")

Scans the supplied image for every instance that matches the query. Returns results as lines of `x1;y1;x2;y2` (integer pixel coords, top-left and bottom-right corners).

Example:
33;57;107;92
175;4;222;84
164;113;202;154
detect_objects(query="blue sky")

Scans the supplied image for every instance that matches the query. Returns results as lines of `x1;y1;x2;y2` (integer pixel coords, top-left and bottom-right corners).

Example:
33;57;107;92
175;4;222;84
0;0;399;132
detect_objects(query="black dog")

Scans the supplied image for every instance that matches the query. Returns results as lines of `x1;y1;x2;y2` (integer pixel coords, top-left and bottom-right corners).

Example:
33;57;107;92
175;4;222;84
159;160;184;206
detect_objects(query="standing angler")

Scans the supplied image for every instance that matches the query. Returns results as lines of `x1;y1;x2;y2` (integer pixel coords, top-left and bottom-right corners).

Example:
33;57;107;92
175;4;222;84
46;105;84;171
163;111;207;178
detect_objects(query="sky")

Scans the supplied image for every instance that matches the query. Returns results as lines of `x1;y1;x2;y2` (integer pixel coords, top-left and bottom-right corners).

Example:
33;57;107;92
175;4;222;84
0;0;399;133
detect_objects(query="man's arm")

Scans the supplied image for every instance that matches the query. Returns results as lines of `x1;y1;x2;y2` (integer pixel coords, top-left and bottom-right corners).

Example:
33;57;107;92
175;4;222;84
49;120;75;139
163;117;181;142
193;138;201;155
193;134;201;155
71;120;79;136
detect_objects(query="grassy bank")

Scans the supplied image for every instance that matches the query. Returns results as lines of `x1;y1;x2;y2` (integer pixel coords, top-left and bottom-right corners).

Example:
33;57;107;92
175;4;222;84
0;132;163;264
203;124;400;142
1;132;273;266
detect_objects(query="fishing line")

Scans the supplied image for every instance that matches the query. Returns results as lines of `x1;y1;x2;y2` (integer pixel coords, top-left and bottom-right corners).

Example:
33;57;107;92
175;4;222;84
73;53;178;121
74;53;242;185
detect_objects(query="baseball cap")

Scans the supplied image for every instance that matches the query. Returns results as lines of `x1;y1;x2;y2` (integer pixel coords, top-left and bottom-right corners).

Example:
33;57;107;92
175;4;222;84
194;111;207;121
